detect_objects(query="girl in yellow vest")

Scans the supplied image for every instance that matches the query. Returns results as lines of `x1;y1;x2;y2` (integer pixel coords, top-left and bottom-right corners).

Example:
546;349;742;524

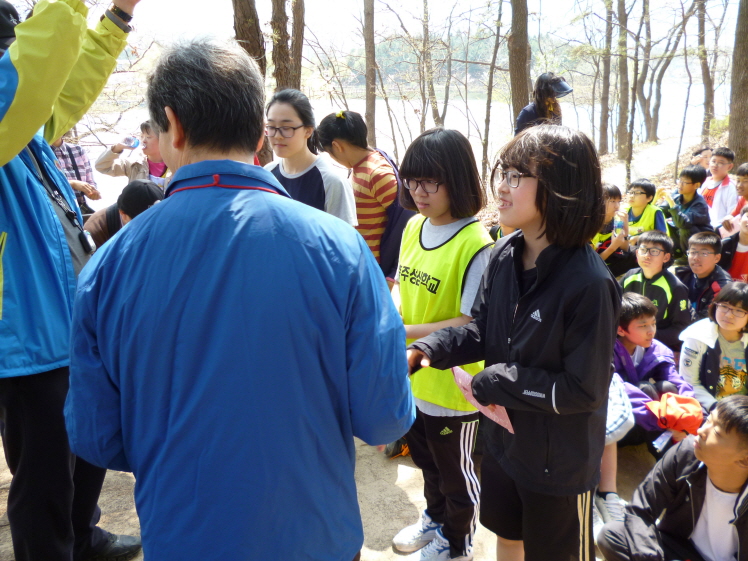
390;129;493;561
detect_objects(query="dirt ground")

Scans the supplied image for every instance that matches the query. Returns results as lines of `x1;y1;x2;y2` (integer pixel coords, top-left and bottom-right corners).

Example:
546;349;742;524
0;437;655;561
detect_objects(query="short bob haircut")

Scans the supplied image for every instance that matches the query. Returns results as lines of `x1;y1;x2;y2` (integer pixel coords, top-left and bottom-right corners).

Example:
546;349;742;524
688;230;722;253
736;163;748;177
140;121;155;136
266;89;318;155
628;178;656;202
638;230;674;255
715;396;748;449
399;128;485;218
619;292;658;330
708;282;748;330
713;146;735;162
491;125;604;248
316;111;368;151
603;183;622;200
679;165;707;186
147;40;264;154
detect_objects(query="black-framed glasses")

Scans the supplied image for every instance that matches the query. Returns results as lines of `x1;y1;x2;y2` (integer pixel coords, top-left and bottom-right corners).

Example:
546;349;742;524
499;170;534;189
686;250;717;258
403;179;443;194
265;125;305;138
628;190;647;196
715;303;748;318
637;246;664;257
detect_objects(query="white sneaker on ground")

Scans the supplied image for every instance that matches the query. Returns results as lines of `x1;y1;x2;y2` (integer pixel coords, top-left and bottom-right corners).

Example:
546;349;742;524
595;492;626;524
393;511;442;553
404;529;473;561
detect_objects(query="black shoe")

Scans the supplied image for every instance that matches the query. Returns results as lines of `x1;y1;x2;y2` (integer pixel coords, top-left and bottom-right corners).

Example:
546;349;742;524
84;531;142;561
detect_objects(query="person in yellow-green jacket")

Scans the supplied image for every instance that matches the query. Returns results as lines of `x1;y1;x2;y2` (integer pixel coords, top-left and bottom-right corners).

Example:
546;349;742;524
0;1;142;559
390;129;493;561
625;178;668;246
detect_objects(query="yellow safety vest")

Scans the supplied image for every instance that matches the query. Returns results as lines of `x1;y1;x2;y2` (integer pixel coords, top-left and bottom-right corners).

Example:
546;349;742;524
399;215;493;410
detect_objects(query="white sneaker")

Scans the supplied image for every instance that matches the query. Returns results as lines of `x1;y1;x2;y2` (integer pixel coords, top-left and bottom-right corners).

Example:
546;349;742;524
404;529;473;561
592;502;604;545
393;511;442;553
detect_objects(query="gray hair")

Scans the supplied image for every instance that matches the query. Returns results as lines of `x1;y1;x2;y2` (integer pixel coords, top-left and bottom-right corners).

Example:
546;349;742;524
146;39;265;153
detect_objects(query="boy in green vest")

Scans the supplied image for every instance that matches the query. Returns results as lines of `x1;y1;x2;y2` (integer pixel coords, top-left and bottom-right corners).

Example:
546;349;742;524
627;178;667;246
620;230;692;352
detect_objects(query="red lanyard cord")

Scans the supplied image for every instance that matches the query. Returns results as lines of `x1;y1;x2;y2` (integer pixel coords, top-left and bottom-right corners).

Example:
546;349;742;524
168;174;280;197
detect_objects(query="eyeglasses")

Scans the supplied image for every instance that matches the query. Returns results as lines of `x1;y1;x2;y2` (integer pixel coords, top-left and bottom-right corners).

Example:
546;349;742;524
686;250;717;258
637;246;664;257
403;179;443;194
711;161;731;167
678;180;693;185
628;190;647;196
265;125;305;138
498;170;534;189
715;303;748;318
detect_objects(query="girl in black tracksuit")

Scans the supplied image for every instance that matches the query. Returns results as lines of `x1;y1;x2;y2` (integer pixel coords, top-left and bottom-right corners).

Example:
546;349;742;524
409;125;621;561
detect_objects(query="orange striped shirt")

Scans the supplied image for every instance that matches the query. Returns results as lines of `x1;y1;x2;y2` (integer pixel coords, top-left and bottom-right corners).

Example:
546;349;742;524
352;151;398;261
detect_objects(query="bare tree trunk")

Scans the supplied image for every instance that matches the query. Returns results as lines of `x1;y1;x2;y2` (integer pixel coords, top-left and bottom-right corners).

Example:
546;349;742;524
377;66;399;161
626;9;645;186
289;0;304;90
729;0;748;164
676;10;693;180
271;0;293;90
696;0;714;142
422;0;443;127
599;0;613;155
482;3;503;184
233;0;272;164
616;0;629;159
364;0;376;146
635;0;653;142
508;0;530;123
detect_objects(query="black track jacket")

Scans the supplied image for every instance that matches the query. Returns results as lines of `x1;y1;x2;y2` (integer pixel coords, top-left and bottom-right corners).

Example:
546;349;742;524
410;231;621;496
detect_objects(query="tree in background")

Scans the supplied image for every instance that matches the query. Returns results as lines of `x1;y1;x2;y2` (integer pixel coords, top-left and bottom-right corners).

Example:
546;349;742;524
271;0;305;90
508;0;530;123
616;0;629;159
364;0;376;146
599;0;614;154
729;0;747;163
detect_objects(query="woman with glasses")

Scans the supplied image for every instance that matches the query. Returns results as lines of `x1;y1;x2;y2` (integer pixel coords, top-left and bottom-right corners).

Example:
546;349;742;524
263;89;357;226
679;282;748;414
407;125;621;561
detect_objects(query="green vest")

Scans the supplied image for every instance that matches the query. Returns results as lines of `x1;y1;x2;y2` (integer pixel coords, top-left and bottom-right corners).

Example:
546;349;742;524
629;204;664;236
399;216;493;410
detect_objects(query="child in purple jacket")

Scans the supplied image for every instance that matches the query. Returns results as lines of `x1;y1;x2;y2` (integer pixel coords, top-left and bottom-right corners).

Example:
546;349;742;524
615;293;696;451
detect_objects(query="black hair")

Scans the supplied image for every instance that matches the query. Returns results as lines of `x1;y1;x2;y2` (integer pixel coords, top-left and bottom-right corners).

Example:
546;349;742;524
713;147;735;163
709;282;748;330
602;183;622;200
715;396;748;449
532;73;565;121
693;146;712;157
741;205;748;217
736;163;748;177
619;292;658;329
316;111;368;151
688;231;722;253
680;165;707;185
638;230;674;254
140;121;154;135
266;89;318;155
491;124;605;248
628;178;656;202
399;128;485;218
146;40;265;154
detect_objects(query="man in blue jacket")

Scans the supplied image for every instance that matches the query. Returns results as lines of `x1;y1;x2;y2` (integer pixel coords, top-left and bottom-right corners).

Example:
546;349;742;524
64;39;415;560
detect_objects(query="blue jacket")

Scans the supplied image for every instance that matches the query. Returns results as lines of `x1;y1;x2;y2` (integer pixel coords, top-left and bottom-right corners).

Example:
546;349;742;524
65;160;415;560
613;339;695;431
0;0;128;378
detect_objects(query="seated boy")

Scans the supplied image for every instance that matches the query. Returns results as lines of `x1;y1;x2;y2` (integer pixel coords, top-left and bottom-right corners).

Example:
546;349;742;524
675;231;732;319
720;162;748;236
598;395;748;561
627;179;668;246
700;146;738;228
721;206;748;281
621;231;692;351
593;183;635;276
613;293;696;458
658;165;712;260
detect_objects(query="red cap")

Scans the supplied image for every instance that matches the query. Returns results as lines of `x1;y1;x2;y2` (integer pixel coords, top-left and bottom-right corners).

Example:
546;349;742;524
645;393;704;435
